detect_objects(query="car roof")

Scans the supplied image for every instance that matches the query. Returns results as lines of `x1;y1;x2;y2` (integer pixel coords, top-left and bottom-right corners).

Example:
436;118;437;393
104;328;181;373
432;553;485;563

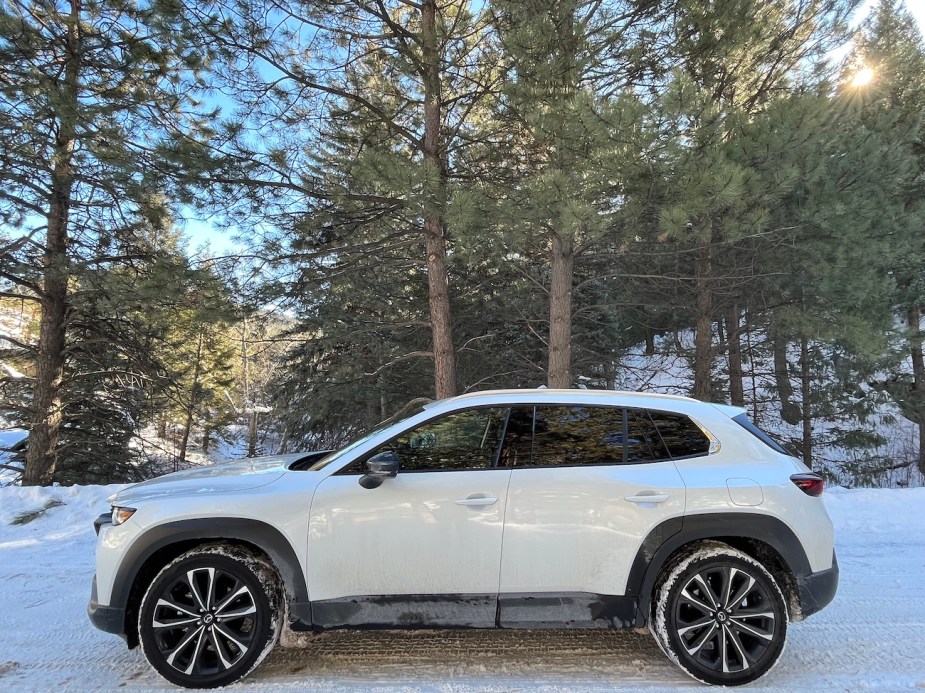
426;389;723;416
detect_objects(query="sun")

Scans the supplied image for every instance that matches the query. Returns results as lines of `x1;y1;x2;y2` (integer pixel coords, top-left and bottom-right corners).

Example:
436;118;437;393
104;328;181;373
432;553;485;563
850;67;875;87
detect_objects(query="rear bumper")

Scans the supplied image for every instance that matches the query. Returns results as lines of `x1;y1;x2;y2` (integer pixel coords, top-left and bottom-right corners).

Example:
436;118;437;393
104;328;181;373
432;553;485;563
797;552;839;618
87;575;125;636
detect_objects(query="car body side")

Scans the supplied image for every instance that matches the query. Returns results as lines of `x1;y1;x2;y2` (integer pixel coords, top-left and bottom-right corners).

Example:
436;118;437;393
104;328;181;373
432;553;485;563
89;390;837;647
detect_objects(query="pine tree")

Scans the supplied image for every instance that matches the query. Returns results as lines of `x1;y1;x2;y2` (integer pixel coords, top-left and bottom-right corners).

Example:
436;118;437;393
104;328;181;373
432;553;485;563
651;0;856;401
849;0;925;474
487;0;664;388
189;0;501;402
0;0;216;484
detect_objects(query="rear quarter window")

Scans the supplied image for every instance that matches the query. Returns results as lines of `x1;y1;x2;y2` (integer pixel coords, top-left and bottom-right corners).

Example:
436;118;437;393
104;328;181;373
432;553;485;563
647;410;711;458
732;413;793;456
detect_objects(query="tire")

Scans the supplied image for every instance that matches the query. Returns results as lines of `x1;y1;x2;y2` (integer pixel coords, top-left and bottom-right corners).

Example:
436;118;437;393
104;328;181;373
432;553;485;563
651;541;788;686
138;544;281;689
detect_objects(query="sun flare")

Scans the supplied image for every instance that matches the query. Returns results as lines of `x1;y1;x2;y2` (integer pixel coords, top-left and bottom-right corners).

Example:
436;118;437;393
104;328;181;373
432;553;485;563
851;67;875;87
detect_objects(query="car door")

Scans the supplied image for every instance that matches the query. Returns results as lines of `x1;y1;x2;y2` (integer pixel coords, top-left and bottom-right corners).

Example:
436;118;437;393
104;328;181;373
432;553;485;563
498;405;687;627
307;406;512;628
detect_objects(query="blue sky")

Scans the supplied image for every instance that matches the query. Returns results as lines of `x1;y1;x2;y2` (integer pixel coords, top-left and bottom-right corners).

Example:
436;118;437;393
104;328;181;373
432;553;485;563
182;0;925;254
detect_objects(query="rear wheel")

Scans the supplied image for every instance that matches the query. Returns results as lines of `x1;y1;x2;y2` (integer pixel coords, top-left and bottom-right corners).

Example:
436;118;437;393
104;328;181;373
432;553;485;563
138;544;281;689
651;542;788;686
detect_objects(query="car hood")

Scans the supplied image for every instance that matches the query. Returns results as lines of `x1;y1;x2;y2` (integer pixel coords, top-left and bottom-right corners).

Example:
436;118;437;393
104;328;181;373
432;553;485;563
109;455;298;506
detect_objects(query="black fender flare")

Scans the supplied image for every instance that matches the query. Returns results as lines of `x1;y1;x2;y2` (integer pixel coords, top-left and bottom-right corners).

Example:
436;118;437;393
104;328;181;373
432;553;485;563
626;513;812;626
112;518;308;623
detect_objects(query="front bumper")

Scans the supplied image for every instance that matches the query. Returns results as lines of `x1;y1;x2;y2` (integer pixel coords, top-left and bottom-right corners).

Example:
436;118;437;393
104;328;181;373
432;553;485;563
797;552;839;617
87;575;125;636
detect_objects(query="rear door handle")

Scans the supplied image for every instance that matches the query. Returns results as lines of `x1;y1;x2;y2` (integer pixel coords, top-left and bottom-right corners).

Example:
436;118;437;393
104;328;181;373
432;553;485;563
625;492;670;504
454;494;498;507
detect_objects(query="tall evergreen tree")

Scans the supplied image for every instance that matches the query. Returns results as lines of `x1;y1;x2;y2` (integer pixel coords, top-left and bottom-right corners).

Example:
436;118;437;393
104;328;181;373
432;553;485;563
653;0;856;401
189;0;501;402
849;0;925;474
488;0;663;388
0;0;215;484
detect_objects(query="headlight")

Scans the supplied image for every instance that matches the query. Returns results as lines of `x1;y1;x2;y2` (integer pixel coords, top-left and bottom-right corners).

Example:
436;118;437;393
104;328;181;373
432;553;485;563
111;506;137;526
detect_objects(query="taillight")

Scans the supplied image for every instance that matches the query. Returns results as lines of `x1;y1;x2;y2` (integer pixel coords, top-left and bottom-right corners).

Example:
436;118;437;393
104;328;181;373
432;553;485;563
790;473;824;497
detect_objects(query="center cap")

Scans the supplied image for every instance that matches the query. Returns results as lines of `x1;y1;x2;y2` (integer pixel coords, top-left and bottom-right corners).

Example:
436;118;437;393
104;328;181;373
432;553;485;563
203;613;214;625
716;611;728;623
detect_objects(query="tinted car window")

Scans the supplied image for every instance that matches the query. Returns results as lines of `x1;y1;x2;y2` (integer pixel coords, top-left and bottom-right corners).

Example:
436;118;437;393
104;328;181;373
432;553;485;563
647;410;710;458
500;407;535;467
733;413;793;456
375;407;508;472
527;406;625;467
626;408;671;462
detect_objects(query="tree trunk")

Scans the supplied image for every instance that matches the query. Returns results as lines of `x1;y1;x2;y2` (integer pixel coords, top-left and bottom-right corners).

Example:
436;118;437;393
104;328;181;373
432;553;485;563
421;0;457;400
799;336;813;469
726;303;744;406
908;306;925;476
177;330;204;467
247;410;258;457
241;314;250;405
745;318;759;420
547;235;574;388
202;414;212;455
692;239;713;401
772;331;801;425
23;0;82;487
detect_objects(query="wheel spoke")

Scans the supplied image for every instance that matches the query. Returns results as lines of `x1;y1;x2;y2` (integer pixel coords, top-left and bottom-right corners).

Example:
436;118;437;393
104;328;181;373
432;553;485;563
214;584;252;616
152;614;199;629
721;567;737;609
213;622;250;656
209;629;235;670
720;624;731;673
182;624;209;675
692;573;720;609
205;568;217;610
731;605;775;619
165;624;205;668
684;621;719;657
677;616;714;637
680;585;714;615
218;603;257;620
727;574;756;608
729;615;775;641
723;624;752;671
185;568;214;612
155;597;199;619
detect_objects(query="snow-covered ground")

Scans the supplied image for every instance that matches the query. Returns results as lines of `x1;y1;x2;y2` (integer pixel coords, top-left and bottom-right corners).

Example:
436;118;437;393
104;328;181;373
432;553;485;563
1;484;923;692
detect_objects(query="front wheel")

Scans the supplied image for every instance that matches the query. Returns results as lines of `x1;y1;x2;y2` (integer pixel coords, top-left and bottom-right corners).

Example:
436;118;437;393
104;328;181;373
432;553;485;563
138;544;281;689
651;542;788;686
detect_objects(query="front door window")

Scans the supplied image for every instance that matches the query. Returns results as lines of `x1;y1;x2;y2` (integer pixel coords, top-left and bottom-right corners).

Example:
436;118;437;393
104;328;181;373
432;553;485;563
374;407;508;471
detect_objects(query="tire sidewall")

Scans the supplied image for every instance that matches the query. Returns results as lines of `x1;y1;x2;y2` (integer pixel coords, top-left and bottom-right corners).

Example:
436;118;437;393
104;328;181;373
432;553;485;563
653;545;788;686
138;545;280;689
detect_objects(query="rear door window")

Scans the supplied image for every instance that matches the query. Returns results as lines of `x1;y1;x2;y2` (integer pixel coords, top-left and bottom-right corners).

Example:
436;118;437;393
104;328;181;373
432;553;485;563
530;406;625;467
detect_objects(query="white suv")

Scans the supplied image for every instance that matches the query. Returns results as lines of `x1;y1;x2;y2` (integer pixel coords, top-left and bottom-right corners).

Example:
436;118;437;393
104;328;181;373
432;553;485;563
88;390;838;688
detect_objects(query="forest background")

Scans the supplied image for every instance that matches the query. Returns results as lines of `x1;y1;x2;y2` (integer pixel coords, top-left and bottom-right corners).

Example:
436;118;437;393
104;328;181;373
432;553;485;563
2;0;924;489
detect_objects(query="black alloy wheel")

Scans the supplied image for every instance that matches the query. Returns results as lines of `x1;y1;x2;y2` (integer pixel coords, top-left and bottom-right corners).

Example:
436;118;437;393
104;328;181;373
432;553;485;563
138;545;280;689
652;543;788;686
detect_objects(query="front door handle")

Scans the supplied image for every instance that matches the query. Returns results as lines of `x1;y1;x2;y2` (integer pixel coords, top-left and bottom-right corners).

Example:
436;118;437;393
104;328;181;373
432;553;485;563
454;494;498;507
625;492;670;504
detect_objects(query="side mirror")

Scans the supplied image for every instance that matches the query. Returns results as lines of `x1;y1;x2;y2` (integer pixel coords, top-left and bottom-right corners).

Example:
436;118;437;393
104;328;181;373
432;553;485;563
358;451;400;489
